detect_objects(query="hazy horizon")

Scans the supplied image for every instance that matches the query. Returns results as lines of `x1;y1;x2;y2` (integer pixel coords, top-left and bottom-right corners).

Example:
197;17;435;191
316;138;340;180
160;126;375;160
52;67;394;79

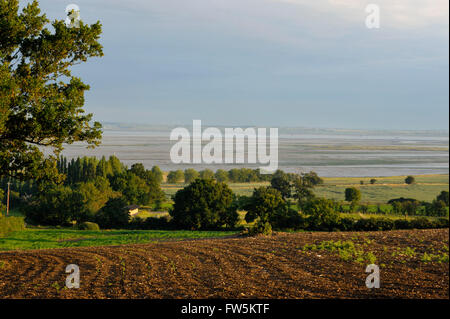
100;121;450;135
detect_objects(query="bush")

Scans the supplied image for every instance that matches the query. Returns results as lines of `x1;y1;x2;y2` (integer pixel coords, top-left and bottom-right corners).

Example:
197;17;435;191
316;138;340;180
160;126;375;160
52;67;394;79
77;221;100;231
244;187;287;227
24;185;89;226
303;198;341;231
129;216;173;230
437;191;449;206
0;216;25;237
339;217;358;231
354;218;394;231
248;220;272;236
410;217;432;229
272;209;306;230
95;197;130;229
394;219;412;230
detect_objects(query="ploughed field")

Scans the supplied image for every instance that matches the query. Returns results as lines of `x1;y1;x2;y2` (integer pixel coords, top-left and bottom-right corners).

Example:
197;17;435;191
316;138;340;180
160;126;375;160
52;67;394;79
0;229;448;299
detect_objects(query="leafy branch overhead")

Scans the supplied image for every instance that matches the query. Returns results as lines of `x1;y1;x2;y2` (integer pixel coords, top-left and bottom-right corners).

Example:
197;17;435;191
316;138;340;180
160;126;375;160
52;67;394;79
0;0;103;182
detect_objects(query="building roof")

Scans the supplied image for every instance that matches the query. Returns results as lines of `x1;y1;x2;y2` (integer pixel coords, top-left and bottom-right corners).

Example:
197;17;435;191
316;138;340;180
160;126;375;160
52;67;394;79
124;205;140;211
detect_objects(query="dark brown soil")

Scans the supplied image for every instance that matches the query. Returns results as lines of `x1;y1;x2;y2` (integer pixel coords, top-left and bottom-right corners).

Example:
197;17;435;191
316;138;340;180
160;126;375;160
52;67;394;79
0;229;448;299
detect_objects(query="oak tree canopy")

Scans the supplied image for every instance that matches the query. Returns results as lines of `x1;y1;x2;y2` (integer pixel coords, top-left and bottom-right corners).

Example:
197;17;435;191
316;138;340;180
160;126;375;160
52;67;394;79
0;0;103;182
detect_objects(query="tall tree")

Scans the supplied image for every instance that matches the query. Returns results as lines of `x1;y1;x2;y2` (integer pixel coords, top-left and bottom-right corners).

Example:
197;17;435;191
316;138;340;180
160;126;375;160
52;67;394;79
0;0;103;182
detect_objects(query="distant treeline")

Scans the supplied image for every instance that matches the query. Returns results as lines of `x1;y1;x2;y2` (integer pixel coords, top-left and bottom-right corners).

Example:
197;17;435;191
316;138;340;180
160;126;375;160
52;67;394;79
1;156;448;234
166;168;274;184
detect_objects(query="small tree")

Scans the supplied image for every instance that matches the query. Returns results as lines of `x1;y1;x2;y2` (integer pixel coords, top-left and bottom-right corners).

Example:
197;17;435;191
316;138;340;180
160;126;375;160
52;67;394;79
303;198;340;230
151;166;164;184
244;187;286;223
270;171;291;199
199;169;214;180
405;176;415;185
214;169;229;182
370;178;377;185
95;197;129;229
292;175;315;209
184;168;199;184
24;185;87;226
345;187;361;212
167;170;184;183
301;171;323;187
360;204;369;214
437;191;449;206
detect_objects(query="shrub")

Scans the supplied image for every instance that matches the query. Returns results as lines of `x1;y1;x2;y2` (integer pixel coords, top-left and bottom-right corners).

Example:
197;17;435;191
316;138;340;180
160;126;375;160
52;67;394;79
95;197;130;229
244;186;287;227
435;218;449;228
339;217;358;231
248;220;272;236
272;208;306;230
77;221;100;231
394;219;412;230
437;191;449;206
129;216;173;230
345;187;361;211
405;176;415;184
410;217;432;229
167;170;184;183
24;185;89;226
0;216;25;237
303;198;341;231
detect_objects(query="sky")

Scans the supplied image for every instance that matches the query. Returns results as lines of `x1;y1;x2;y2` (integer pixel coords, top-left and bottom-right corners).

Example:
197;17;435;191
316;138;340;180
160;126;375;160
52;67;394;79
33;0;449;129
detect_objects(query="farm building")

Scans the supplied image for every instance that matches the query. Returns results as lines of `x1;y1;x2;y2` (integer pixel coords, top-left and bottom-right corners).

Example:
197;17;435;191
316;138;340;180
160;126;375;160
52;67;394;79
124;205;140;216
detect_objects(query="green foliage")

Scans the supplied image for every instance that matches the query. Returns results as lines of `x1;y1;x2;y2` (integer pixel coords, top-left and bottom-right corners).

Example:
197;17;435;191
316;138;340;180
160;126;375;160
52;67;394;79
0;0;103;183
77;221;100;231
214;169;229;182
345;187;361;211
184;168;200;184
151;166;164;184
270;170;291;199
301;240;376;264
199;169;214;180
405;176;415;185
303;198;341;231
167;170;184;183
24;184;88;225
302;171;324;186
0;215;25;237
170;179;238;230
437;191;449;206
129;215;173;230
248;220;272;236
76;176;117;214
292;175;315;209
95;197;129;229
244;186;286;224
110;170;163;206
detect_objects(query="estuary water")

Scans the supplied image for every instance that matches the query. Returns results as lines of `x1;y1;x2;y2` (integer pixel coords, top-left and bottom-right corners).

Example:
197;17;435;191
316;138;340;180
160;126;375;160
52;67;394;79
57;126;449;177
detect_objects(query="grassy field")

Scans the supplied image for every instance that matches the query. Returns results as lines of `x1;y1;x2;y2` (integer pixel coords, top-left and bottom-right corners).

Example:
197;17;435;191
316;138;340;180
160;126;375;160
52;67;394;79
0;229;238;251
162;174;449;203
